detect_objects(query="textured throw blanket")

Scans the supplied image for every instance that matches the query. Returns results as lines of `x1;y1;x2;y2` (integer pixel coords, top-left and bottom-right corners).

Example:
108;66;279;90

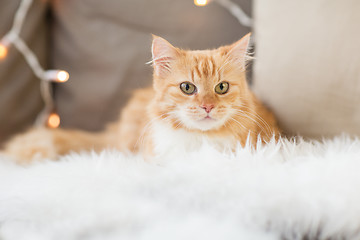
1;136;360;240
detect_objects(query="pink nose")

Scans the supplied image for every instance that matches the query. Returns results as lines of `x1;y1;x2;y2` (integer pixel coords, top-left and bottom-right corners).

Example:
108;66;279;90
200;104;215;113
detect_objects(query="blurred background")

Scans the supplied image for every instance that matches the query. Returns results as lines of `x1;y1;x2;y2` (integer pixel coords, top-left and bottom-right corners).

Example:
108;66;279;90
0;0;251;145
1;0;360;146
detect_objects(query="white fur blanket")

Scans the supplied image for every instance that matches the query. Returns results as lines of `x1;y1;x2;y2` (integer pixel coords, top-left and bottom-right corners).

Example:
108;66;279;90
1;136;360;240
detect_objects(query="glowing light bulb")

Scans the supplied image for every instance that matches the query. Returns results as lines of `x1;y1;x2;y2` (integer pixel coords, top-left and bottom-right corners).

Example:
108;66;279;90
0;43;8;59
56;70;69;82
194;0;208;6
47;113;60;128
44;70;69;82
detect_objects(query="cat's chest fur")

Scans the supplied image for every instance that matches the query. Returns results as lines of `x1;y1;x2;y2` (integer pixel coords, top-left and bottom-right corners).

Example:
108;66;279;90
150;122;236;157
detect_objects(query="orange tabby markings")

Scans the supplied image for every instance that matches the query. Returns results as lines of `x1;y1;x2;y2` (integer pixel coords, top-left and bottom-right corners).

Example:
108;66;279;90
115;33;279;156
2;33;280;164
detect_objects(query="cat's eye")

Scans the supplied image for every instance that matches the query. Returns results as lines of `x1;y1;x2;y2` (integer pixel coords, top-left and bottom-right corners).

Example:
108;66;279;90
180;82;197;95
214;82;229;94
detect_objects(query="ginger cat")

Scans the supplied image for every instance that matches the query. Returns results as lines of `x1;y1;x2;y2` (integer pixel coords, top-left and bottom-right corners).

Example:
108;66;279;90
3;33;279;164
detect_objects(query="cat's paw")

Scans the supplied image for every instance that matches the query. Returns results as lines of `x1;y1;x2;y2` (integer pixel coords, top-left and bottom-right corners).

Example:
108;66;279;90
3;128;57;165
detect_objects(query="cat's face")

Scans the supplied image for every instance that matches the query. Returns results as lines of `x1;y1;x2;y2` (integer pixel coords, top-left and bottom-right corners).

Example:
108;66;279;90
151;34;252;132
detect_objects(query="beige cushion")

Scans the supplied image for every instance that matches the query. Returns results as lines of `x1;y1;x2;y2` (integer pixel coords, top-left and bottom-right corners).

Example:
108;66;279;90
254;0;360;138
51;0;251;131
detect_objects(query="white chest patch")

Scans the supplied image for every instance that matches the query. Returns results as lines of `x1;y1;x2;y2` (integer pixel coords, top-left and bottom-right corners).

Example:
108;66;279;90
151;122;236;158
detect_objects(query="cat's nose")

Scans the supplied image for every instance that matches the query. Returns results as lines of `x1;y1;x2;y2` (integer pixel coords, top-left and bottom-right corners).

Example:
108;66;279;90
200;104;215;113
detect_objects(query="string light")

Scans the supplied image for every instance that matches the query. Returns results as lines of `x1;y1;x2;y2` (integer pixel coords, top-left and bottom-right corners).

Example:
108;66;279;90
0;34;14;60
47;113;61;128
194;0;208;7
1;0;249;130
0;43;8;59
44;70;70;83
194;0;252;27
56;71;69;82
0;0;69;128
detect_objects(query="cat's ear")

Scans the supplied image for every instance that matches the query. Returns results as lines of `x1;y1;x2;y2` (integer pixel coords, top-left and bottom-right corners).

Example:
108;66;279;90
151;35;179;77
226;33;252;70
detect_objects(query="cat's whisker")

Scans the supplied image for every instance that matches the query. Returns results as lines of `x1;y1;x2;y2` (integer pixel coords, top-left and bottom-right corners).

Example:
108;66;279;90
246;111;272;135
231;101;271;129
232;110;265;130
232;111;271;139
235;115;270;140
173;119;185;130
233;106;273;134
135;118;161;151
137;114;178;151
134;113;170;151
235;108;269;131
229;117;257;137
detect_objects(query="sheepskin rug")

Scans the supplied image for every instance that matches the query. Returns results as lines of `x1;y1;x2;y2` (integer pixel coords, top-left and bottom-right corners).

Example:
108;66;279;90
1;136;360;240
